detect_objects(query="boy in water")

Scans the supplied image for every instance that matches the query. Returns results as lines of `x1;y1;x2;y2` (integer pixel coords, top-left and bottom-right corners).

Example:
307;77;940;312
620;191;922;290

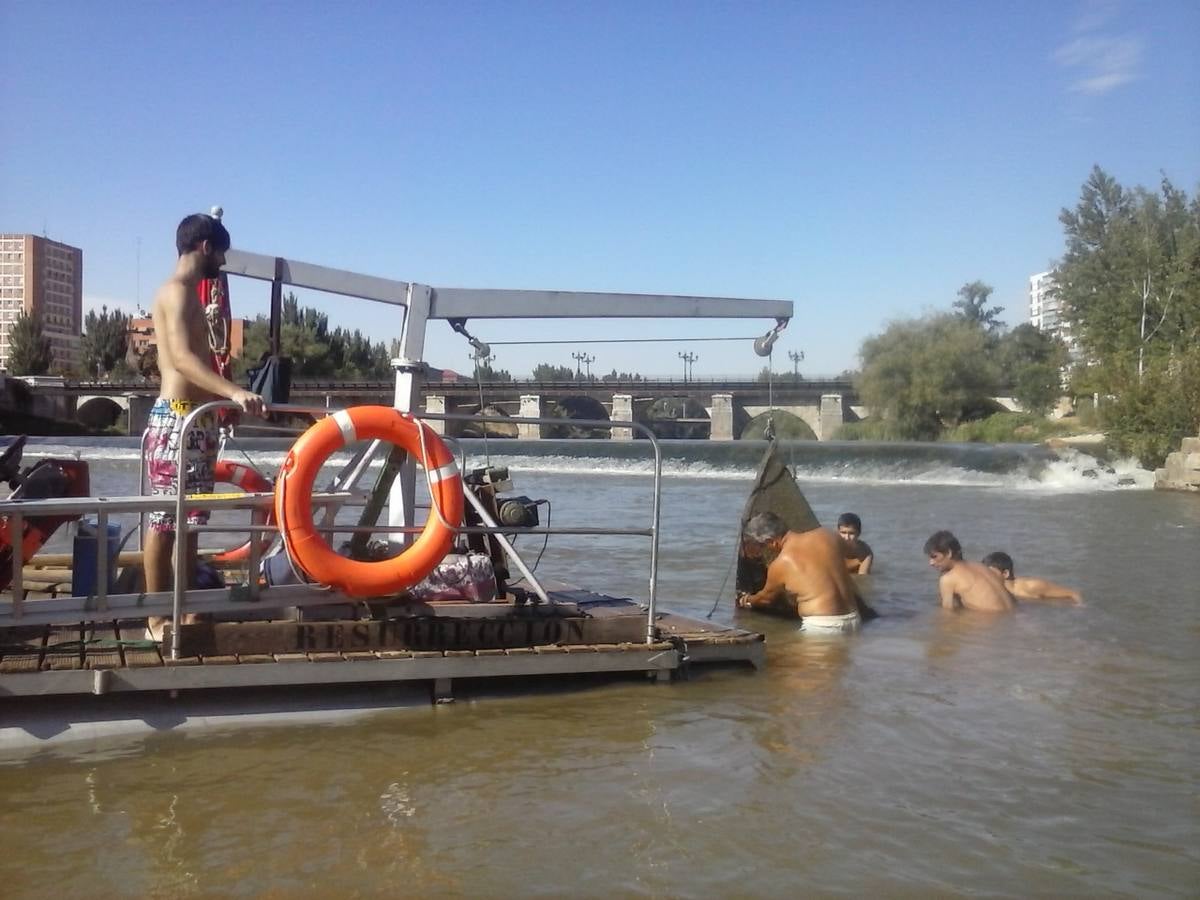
143;212;264;640
837;512;873;574
982;552;1084;605
737;513;865;633
924;530;1014;613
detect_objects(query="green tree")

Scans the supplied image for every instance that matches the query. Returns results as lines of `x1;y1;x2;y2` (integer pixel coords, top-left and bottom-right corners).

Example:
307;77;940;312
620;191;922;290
1010;364;1062;417
998;323;1070;415
1056;167;1200;387
953;281;1004;334
754;365;805;384
473;362;513;381
80;305;130;377
999;322;1068;370
856;313;1000;439
600;369;643;382
1102;352;1200;468
236;293;399;379
532;363;576;381
1052;166;1200;464
6;313;53;375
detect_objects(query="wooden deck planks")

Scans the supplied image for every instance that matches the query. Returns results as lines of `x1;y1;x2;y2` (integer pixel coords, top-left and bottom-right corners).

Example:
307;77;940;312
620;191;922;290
83;622;123;671
0;625;46;673
43;623;83;671
0;598;764;695
115;621;163;668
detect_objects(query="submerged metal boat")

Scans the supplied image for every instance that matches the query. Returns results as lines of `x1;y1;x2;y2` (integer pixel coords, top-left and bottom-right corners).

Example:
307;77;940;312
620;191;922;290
0;249;792;752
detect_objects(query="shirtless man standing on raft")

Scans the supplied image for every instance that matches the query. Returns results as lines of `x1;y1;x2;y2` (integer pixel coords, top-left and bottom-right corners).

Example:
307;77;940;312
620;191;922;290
144;212;264;640
736;512;865;634
924;530;1014;613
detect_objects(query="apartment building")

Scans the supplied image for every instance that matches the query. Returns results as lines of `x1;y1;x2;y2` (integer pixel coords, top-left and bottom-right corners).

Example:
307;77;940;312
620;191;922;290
1029;270;1082;354
0;233;83;373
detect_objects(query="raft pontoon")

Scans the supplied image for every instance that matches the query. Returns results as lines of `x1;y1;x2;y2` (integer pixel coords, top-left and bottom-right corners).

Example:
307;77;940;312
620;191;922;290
0;250;791;747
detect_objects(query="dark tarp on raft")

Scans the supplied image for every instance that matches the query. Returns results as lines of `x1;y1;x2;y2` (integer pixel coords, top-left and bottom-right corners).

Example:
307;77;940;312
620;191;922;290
734;441;820;597
247;355;293;408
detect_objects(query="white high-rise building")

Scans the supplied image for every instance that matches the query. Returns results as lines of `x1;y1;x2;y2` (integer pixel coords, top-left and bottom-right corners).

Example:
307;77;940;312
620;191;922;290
1029;270;1078;357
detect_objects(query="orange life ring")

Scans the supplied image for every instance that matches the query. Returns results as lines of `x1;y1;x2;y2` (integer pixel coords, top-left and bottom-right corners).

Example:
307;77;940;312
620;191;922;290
211;460;275;564
275;406;463;597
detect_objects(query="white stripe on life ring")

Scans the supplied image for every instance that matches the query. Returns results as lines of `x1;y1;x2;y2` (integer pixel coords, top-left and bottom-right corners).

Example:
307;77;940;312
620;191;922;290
427;460;460;485
332;409;357;445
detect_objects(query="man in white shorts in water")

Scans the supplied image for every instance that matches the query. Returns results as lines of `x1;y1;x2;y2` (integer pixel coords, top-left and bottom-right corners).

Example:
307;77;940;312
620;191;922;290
736;512;864;634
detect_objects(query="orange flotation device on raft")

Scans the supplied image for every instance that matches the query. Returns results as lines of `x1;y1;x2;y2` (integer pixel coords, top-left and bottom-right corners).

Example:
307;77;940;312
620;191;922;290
210;460;274;565
274;407;464;597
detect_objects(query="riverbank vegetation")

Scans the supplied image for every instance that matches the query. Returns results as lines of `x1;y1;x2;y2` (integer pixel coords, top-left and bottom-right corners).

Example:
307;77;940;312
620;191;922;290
845;167;1199;468
1055;168;1200;468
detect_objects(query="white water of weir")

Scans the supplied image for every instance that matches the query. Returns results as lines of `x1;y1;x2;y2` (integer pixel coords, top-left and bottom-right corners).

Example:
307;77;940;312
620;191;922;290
14;437;1156;492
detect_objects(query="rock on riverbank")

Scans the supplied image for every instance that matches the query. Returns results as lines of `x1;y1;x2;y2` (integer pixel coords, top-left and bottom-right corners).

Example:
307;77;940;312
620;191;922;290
1155;436;1200;493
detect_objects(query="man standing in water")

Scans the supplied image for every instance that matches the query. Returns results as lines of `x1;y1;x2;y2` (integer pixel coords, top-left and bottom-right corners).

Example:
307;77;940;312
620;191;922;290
736;512;864;633
144;212;264;640
924;530;1014;612
837;512;874;574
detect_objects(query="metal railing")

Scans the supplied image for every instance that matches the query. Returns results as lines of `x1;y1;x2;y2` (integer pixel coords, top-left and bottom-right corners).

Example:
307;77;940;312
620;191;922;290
1;402;666;656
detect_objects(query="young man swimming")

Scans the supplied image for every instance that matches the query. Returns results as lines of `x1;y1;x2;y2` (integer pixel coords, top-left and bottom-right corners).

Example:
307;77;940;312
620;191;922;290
982;552;1084;605
143;212;264;640
837;512;874;574
924;530;1014;613
737;512;865;633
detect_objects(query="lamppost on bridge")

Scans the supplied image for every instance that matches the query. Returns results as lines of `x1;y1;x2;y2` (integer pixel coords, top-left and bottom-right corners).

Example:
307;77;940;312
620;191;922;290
470;349;495;375
571;352;595;380
678;351;697;382
788;349;805;381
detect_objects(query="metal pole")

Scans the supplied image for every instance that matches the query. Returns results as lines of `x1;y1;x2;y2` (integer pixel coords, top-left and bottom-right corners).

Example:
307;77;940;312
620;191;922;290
170;398;232;659
11;512;22;620
269;256;284;357
647;435;662;644
678;351;697;382
789;349;804;380
96;509;109;610
137;427;149;551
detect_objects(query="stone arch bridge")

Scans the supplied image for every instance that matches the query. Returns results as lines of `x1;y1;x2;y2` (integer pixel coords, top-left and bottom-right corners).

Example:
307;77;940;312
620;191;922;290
40;377;869;440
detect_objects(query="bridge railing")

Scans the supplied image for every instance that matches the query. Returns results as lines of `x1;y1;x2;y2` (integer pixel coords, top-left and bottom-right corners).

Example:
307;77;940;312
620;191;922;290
60;376;858;392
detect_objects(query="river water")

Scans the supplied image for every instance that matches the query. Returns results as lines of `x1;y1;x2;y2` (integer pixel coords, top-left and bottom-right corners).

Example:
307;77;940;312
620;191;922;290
0;437;1197;897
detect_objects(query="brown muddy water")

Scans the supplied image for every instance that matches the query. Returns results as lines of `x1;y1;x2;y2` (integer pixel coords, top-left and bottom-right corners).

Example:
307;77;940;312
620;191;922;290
0;438;1196;897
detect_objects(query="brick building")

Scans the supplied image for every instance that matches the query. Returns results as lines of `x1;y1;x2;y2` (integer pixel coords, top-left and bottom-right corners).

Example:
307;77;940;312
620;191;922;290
0;234;83;372
128;316;246;360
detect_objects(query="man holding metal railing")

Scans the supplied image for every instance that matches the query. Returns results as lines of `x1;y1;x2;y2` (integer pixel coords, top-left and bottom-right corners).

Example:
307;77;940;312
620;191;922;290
143;211;264;641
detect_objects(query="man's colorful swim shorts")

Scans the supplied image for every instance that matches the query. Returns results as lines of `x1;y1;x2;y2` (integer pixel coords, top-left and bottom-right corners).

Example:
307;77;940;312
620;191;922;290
144;398;219;533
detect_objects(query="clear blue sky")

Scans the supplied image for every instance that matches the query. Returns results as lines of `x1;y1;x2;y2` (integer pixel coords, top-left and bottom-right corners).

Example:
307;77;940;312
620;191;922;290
2;1;1196;378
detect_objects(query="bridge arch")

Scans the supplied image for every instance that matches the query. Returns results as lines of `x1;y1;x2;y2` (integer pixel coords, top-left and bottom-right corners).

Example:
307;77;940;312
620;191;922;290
646;396;710;440
546;395;611;438
741;410;817;441
77;395;127;429
459;404;520;439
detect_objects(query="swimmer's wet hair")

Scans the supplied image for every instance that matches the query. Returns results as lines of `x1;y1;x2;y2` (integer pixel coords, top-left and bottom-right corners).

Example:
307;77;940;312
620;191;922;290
982;551;1014;577
923;530;962;559
837;512;862;532
176;209;231;256
744;512;787;544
